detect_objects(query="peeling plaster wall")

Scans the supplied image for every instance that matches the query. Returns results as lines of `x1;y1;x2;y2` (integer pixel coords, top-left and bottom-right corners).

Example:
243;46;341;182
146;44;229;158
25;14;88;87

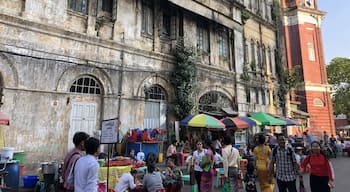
0;0;248;173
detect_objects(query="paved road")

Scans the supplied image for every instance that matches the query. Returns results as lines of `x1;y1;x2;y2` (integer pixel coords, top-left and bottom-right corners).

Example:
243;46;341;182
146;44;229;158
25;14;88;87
183;155;349;192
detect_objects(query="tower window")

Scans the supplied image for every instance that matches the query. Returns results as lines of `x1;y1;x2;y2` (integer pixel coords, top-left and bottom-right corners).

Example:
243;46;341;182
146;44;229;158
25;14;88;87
307;42;316;61
313;98;324;107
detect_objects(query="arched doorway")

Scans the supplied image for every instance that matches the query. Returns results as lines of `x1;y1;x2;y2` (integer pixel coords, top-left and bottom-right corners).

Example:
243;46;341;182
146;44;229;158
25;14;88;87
68;75;103;149
144;85;167;129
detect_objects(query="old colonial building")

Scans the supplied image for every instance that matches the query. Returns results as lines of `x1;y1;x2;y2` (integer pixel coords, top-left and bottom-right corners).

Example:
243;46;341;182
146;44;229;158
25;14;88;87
0;0;275;168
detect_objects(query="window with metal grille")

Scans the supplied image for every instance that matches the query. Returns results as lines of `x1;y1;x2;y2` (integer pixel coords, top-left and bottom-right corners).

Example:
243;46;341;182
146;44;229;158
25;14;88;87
198;91;232;113
218;27;229;57
261;88;266;105
142;0;153;36
145;85;166;100
68;0;89;14
70;76;102;95
197;22;209;53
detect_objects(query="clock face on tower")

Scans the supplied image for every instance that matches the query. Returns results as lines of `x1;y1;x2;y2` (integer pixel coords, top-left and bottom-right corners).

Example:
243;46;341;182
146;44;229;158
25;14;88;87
305;0;314;8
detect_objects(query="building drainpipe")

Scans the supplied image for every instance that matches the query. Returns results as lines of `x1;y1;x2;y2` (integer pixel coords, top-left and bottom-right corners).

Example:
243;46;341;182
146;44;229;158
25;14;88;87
117;48;125;142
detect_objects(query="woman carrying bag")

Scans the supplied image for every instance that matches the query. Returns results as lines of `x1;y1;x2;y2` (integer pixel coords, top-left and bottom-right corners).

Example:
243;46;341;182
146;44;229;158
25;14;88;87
300;141;335;192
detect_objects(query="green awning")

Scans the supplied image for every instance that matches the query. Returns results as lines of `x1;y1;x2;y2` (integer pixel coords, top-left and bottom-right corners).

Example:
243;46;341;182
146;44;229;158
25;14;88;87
250;112;286;126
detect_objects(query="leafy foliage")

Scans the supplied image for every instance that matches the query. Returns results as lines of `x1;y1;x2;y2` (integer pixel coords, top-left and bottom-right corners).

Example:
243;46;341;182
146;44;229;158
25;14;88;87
240;64;251;82
170;39;197;119
242;10;251;24
326;57;350;117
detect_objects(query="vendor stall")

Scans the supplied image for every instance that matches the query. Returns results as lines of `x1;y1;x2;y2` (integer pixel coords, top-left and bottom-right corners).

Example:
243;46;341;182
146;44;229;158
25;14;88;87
126;141;160;159
99;165;131;190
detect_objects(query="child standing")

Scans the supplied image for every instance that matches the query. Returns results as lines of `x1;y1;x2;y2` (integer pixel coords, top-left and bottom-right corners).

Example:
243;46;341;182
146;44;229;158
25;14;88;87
244;162;257;192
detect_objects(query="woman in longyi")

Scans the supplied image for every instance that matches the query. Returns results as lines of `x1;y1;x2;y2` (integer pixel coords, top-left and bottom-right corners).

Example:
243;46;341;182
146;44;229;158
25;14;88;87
253;134;274;192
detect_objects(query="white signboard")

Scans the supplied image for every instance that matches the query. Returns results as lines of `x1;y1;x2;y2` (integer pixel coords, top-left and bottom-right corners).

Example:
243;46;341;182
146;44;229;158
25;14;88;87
101;118;119;144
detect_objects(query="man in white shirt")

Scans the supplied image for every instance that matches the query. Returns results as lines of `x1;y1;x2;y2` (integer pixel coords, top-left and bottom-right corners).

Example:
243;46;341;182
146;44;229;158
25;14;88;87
136;150;145;162
222;136;240;192
115;169;139;192
74;137;100;192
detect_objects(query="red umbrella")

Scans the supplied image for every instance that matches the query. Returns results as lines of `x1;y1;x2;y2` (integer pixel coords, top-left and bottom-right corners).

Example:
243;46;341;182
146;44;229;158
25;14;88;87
221;117;249;130
0;111;9;126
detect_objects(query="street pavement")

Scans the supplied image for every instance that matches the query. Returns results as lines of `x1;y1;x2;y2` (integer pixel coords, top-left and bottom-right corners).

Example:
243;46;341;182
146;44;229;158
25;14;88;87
183;155;349;192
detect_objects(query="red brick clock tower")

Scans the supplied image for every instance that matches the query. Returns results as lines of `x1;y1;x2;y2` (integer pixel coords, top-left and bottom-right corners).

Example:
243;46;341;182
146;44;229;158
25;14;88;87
281;0;335;136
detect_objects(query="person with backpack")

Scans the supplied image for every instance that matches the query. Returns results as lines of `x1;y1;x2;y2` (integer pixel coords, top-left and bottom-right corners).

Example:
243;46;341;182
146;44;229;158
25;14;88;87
269;134;299;192
300;141;335;192
253;134;274;192
62;132;89;192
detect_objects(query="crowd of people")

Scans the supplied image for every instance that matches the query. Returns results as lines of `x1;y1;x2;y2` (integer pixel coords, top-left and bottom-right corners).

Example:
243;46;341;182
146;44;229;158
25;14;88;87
59;130;339;192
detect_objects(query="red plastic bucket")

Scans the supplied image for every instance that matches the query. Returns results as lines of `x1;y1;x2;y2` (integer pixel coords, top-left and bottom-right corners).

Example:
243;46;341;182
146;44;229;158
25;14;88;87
19;164;24;177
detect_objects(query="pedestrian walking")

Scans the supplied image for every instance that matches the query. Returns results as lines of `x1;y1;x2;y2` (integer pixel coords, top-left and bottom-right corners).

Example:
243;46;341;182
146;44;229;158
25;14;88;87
191;141;206;192
253;134;274;192
200;139;215;192
269;134;299;192
300;141;335;192
222;136;240;192
74;137;100;192
62;132;89;192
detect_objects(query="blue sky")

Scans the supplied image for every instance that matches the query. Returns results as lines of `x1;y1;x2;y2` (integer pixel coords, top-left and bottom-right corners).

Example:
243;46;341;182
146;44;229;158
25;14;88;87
318;0;350;64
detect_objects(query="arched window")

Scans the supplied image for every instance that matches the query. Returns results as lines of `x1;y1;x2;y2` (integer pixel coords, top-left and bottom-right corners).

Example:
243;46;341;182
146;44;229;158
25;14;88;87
145;85;166;100
199;91;232;113
313;98;324;107
144;85;167;129
70;76;102;95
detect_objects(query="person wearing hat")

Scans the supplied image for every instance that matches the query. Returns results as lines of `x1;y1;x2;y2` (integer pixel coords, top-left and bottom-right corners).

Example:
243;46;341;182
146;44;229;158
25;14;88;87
115;169;141;192
294;146;305;165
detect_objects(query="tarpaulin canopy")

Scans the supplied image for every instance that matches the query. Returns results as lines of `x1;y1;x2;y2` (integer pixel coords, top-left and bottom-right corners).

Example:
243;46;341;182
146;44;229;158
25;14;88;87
0;112;9;126
277;117;301;126
221;117;249;130
251;112;286;126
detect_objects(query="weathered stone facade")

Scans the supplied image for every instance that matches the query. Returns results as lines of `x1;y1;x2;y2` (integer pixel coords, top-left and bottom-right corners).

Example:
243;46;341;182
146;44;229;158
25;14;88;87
0;0;283;171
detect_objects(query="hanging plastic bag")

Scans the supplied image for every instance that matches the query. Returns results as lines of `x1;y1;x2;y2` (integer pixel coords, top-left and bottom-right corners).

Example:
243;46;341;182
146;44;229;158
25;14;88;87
222;182;230;192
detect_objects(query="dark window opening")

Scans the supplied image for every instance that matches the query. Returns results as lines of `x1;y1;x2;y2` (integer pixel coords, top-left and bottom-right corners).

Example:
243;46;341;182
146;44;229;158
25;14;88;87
142;0;154;36
102;0;113;13
68;0;89;14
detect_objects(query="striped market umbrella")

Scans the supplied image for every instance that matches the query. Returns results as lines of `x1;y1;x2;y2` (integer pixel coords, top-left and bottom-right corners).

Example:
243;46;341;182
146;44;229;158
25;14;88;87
239;116;261;126
185;114;225;129
221;117;250;130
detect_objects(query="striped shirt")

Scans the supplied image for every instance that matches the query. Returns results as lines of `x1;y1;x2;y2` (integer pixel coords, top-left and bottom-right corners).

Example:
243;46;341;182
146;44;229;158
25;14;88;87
271;146;297;182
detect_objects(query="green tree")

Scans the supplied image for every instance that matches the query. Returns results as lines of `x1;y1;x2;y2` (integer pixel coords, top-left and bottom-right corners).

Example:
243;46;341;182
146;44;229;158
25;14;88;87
170;39;197;119
326;57;350;117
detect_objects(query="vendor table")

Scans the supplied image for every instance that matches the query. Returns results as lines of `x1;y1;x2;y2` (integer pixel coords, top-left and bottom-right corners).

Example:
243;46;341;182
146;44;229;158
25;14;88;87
99;165;131;190
126;142;160;159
